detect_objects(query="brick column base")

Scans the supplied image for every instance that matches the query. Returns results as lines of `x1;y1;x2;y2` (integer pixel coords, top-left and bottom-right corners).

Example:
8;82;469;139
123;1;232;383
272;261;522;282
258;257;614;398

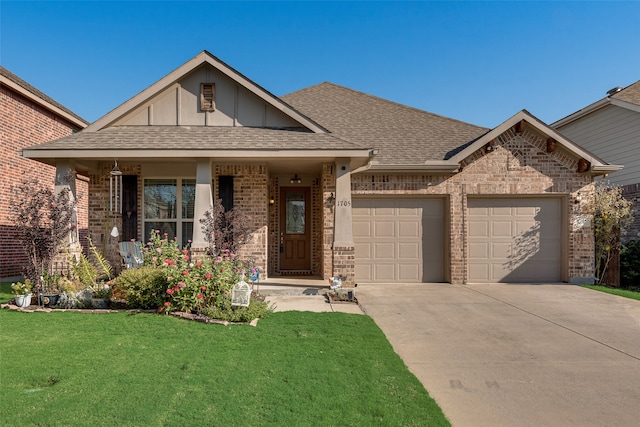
190;247;209;263
332;246;355;287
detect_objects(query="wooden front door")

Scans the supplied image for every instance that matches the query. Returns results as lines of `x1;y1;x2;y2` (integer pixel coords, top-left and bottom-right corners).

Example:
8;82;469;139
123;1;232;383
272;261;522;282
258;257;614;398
280;187;311;272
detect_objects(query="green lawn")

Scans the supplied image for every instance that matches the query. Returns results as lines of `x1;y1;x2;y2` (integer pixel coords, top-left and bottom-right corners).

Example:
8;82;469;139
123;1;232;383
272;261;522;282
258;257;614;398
0;309;449;426
1;281;14;304
582;284;640;301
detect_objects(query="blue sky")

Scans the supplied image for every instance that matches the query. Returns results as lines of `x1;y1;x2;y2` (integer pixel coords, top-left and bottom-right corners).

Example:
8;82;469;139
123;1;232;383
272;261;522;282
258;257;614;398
1;1;639;128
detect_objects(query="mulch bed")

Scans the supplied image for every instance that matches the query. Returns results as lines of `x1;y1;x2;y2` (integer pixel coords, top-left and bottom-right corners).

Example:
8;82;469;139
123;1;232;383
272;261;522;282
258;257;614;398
1;303;259;326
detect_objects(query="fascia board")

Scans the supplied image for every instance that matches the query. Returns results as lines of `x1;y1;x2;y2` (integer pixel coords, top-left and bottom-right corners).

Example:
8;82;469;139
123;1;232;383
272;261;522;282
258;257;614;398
450;110;615;170
22;148;375;160
0;76;88;129
448;111;528;163
610;98;640;114
552;98;610;127
359;162;459;174
85;51;326;134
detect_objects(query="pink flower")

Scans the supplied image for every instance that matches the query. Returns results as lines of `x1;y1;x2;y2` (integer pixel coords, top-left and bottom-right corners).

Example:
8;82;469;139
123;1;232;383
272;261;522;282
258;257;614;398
178;282;186;288
166;288;174;295
183;255;189;261
216;256;222;263
167;276;173;281
197;294;203;300
200;286;207;291
152;257;158;262
164;233;168;237
157;307;163;312
204;272;213;279
163;301;171;307
173;285;179;291
196;262;202;268
187;239;192;243
182;249;188;255
156;248;162;254
182;270;189;276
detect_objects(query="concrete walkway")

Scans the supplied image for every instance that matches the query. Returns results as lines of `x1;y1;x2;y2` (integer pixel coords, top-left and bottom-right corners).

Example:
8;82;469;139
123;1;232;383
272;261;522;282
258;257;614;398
356;283;640;427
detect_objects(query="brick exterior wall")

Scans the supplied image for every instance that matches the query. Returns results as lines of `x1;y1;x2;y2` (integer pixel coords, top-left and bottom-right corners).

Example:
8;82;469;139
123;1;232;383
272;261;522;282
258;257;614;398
321;164;336;280
215;164;268;276
622;183;640;243
88;163;142;271
0;84;88;279
352;125;595;284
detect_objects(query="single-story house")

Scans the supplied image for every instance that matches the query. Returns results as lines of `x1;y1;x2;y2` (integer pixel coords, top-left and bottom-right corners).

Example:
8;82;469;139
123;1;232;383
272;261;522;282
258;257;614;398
552;81;640;242
21;51;622;284
1;66;89;281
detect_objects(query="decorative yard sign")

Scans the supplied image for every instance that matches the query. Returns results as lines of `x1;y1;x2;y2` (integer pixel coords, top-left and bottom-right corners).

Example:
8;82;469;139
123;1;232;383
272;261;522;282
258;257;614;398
232;275;251;307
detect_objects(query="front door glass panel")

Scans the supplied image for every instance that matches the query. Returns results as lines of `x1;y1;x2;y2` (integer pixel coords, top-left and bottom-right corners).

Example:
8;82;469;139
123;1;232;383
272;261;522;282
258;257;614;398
286;192;305;235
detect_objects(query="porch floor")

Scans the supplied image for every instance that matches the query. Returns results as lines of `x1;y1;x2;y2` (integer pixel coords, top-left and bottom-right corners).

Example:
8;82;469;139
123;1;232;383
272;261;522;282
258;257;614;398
255;276;328;296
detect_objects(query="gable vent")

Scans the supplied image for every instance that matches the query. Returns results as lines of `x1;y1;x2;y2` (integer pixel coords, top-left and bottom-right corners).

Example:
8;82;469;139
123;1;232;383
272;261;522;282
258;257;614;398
200;83;216;112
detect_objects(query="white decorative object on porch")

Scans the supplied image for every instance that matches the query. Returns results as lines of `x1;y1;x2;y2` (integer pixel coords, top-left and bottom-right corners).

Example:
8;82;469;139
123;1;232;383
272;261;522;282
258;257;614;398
231;274;252;307
109;160;123;213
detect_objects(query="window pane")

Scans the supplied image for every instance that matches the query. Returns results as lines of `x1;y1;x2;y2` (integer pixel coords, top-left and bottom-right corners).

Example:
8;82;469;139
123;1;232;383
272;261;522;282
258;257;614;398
144;179;176;219
286;192;305;234
182;179;196;219
182;222;193;247
144;222;177;242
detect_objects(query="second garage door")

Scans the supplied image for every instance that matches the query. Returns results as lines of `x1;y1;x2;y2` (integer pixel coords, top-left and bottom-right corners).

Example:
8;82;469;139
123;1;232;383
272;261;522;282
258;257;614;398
467;198;563;283
352;198;445;283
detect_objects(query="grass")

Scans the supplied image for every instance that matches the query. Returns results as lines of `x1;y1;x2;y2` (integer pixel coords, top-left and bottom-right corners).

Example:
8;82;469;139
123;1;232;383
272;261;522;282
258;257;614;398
582;284;640;301
0;310;449;426
1;281;15;304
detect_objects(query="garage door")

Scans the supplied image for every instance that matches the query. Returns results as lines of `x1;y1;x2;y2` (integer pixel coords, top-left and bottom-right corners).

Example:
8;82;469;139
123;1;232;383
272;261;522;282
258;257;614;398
352;198;445;283
467;198;562;283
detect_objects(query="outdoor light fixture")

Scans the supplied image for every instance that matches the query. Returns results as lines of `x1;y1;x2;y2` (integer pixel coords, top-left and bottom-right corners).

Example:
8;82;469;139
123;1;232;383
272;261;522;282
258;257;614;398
290;174;302;184
110;160;123;213
326;192;335;205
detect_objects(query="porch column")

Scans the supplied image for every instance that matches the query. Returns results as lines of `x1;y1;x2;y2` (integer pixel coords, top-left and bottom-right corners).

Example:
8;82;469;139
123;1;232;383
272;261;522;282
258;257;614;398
333;158;355;286
55;160;79;247
191;159;213;251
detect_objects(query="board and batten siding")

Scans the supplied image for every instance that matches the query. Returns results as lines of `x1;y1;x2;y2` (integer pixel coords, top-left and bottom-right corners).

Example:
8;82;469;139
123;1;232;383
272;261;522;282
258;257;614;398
557;105;640;187
112;64;301;129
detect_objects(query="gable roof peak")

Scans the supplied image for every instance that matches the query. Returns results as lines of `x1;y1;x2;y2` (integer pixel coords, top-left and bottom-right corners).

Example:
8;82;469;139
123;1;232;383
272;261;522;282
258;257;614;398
83;50;327;133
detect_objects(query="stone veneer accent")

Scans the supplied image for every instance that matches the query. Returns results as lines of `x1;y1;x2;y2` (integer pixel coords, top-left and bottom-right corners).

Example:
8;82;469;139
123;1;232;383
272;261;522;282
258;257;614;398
622;183;640;243
351;125;595;284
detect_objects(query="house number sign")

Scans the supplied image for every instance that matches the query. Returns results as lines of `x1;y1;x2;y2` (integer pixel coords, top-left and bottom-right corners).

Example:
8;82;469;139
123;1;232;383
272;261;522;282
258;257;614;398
336;200;351;207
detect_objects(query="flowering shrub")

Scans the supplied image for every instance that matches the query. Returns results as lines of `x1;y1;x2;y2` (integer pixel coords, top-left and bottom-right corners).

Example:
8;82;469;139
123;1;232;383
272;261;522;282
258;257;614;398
142;230;185;267
159;250;251;314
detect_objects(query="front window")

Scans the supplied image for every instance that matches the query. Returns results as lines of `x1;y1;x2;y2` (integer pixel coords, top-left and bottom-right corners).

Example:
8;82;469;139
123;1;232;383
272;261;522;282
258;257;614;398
144;178;195;247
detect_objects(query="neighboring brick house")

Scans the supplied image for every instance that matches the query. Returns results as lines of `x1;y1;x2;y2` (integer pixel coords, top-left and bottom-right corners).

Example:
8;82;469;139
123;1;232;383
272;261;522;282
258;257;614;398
552;81;640;242
21;51;621;285
0;66;89;280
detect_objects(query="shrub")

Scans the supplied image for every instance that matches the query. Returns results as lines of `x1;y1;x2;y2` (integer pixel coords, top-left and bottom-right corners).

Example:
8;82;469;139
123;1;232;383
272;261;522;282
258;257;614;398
199;199;252;256
9;176;77;281
201;293;273;322
112;267;167;309
621;240;640;289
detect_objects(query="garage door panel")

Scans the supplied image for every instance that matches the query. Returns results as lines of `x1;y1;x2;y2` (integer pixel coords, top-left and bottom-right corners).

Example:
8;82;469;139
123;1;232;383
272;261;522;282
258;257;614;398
468;198;562;283
353;198;445;283
492;221;513;237
374;221;395;238
399;222;419;237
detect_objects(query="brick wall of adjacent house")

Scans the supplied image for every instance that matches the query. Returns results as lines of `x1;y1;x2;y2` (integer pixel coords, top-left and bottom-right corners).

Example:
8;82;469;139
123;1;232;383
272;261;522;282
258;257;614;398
622;183;640;243
351;125;595;284
0;84;88;279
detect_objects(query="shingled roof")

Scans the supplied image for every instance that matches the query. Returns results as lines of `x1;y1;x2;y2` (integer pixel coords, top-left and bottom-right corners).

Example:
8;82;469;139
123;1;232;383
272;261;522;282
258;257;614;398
611;80;640;105
24;125;362;151
281;82;489;165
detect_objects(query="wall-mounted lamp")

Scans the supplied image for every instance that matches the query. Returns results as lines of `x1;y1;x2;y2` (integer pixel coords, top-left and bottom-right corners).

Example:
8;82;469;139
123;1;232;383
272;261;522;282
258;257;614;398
326;192;335;205
269;198;275;206
290;174;302;184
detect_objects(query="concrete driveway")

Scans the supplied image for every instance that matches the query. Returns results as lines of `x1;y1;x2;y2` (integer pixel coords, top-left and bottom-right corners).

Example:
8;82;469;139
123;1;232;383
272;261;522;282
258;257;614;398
357;283;640;427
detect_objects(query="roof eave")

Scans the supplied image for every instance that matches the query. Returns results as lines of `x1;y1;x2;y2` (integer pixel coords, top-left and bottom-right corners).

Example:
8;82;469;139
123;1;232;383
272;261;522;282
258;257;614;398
0;75;88;129
357;162;460;174
590;164;624;176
